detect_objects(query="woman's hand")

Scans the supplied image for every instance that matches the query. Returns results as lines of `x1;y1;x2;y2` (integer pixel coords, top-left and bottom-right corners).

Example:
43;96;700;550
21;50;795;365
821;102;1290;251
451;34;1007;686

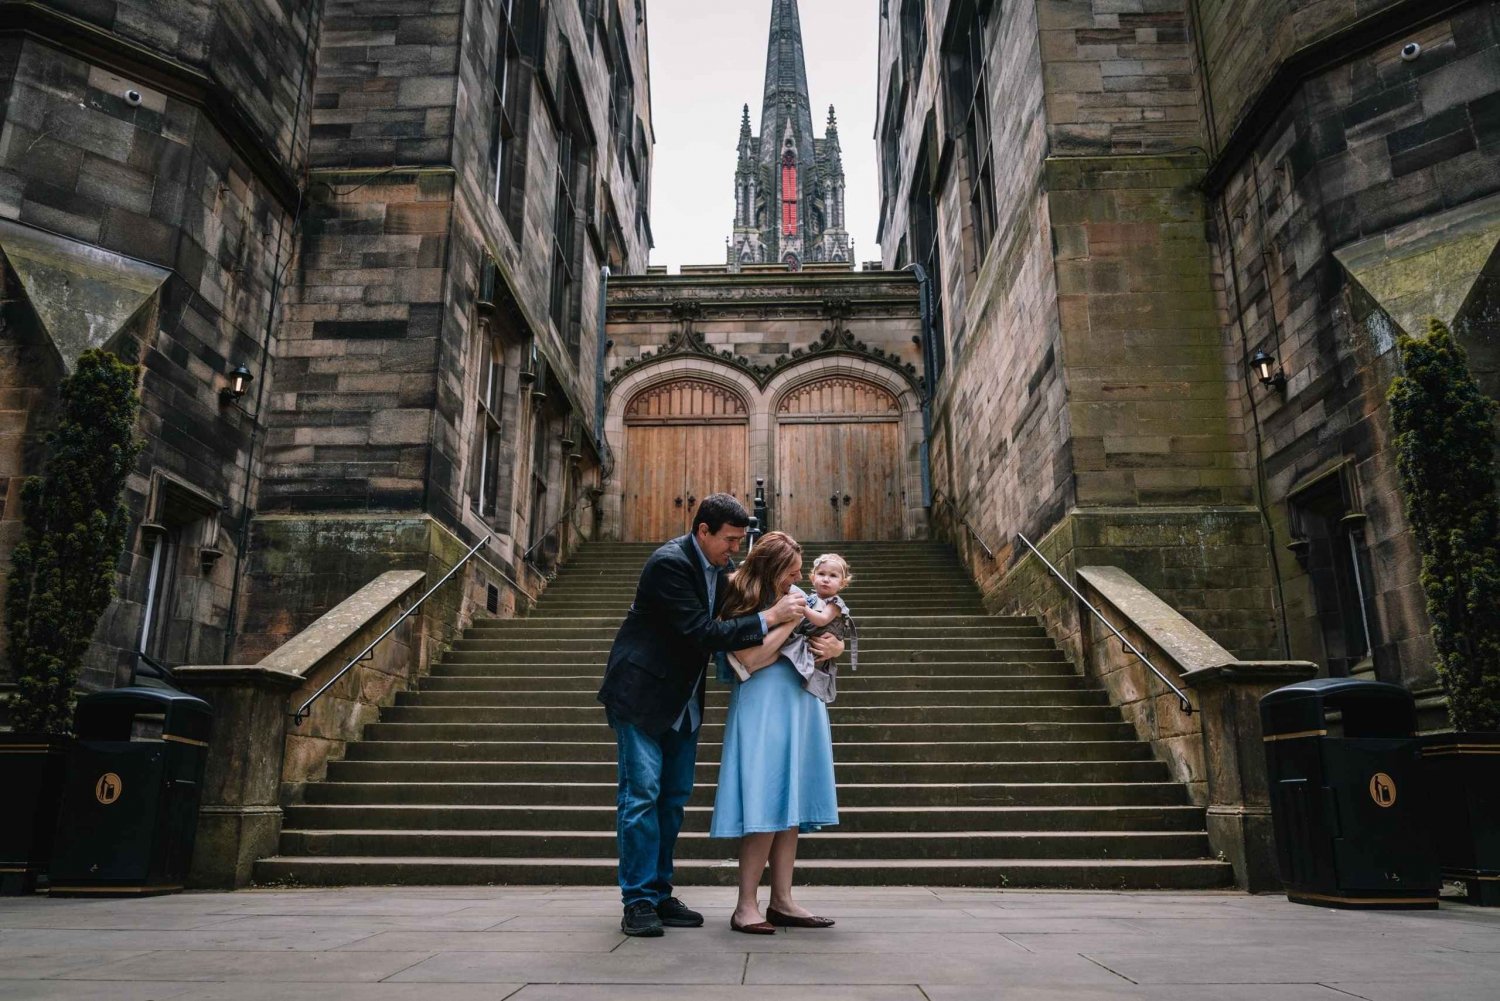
733;618;798;673
810;633;844;664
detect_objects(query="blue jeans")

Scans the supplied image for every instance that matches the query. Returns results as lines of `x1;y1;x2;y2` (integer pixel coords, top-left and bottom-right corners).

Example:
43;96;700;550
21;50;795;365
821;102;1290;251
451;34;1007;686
610;711;698;907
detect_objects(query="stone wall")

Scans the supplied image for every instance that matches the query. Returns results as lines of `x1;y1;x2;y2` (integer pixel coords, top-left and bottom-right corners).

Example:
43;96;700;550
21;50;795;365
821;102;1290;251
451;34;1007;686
1208;1;1500;700
0;2;314;688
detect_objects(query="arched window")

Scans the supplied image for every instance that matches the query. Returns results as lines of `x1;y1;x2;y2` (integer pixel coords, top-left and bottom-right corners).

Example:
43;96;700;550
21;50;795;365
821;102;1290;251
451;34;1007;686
781;151;798;236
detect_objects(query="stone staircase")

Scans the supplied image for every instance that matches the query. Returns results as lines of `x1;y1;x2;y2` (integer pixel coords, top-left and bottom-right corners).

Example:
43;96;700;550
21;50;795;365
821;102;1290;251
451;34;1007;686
256;541;1232;888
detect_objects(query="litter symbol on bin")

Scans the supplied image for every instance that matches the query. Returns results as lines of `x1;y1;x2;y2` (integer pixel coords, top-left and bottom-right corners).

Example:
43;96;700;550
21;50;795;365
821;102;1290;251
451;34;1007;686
1369;772;1397;808
94;772;123;805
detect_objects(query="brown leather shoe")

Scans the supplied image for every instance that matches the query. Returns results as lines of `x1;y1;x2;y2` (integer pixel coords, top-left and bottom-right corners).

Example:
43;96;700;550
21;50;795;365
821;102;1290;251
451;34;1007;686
730;916;776;935
765;906;835;928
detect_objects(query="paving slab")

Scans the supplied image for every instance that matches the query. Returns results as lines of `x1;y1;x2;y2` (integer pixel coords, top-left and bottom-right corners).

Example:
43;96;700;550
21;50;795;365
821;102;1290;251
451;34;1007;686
2;886;1498;999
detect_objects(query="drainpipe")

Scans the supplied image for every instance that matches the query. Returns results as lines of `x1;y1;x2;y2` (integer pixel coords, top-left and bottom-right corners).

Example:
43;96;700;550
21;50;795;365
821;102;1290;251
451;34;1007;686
594;266;611;455
904;262;935;508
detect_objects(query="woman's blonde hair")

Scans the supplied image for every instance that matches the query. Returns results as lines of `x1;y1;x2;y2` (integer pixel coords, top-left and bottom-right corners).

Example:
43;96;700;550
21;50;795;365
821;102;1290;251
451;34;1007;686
720;531;803;617
811;553;853;584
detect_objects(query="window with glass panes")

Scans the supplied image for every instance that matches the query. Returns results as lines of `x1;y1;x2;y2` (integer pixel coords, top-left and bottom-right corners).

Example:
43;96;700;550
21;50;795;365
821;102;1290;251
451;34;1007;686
909;114;946;375
469;324;506;519
529;405;551;550
550;57;594;358
900;0;927;94
943;0;996;261
490;0;541;238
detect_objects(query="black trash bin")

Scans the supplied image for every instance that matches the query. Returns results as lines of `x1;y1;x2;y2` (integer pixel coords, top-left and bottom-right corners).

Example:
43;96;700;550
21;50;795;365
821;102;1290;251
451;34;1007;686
48;688;212;897
1260;678;1438;909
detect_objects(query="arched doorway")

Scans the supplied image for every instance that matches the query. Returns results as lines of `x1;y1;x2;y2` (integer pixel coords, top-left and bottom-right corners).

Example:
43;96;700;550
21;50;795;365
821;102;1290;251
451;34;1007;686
622;378;750;542
775;375;903;541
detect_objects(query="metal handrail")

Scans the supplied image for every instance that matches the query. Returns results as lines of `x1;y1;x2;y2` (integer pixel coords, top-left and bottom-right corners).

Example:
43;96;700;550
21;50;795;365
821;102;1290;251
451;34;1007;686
522;492;602;567
932;491;996;560
292;534;492;726
1015;532;1194;715
132;651;178;688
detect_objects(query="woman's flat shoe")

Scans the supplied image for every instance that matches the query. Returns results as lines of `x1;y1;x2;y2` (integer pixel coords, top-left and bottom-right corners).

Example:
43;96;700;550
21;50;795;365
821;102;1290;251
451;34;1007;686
765;907;835;928
730;916;776;935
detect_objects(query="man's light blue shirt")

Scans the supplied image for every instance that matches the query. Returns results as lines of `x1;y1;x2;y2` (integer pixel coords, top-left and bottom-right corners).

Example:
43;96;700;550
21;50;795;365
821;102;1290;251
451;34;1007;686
672;534;769;734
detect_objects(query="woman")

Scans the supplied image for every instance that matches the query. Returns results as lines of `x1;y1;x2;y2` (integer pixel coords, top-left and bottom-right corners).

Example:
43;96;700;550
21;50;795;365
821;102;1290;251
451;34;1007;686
710;531;839;934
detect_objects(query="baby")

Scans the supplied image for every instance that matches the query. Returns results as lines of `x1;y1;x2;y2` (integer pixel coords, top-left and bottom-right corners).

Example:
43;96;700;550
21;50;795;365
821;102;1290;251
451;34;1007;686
728;553;857;704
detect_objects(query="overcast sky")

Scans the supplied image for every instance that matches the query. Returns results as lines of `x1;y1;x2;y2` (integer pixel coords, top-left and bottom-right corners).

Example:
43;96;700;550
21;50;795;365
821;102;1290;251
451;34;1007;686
644;0;882;271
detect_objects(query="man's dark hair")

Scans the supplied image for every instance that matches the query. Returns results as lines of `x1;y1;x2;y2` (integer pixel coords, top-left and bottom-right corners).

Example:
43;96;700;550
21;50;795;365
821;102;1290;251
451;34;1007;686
692;493;750;535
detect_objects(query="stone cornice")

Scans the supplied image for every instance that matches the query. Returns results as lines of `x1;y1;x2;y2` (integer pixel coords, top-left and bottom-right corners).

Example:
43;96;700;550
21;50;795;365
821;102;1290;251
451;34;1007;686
607;294;922;393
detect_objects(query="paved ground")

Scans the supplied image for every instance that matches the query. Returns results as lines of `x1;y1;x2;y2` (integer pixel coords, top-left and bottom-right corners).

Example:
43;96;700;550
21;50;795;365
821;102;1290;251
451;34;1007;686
1;886;1497;1000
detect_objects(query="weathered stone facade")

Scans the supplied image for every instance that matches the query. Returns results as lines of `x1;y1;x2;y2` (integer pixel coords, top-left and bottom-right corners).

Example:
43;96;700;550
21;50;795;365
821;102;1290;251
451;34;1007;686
0;0;653;697
877;0;1500;720
0;0;315;692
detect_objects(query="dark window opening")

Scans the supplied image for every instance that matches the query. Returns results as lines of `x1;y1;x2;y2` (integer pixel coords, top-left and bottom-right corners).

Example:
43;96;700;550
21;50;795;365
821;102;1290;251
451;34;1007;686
910;112;947;374
900;0;927;95
1288;469;1379;678
943;0;996;263
550;52;595;359
491;0;544;239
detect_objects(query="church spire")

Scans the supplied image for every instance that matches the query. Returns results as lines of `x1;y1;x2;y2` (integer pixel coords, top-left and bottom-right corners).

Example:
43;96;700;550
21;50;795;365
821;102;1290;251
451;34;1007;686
760;0;815;170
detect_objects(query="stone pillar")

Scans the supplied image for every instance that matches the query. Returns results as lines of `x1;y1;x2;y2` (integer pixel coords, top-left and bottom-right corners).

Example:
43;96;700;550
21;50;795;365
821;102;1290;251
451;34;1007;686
175;665;301;889
1183;661;1317;892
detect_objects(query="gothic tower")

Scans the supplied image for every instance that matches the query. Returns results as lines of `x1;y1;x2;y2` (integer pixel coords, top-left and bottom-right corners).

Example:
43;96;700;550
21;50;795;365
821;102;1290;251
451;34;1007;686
728;0;850;270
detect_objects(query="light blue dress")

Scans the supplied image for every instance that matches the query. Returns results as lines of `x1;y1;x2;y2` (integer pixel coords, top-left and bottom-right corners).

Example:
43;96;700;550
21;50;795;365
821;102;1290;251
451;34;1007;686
709;644;840;838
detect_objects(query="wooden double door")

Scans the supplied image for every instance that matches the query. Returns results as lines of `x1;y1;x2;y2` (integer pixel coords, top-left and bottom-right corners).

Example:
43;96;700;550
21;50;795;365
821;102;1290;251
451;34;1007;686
775;377;903;542
620;374;905;543
623;379;750;543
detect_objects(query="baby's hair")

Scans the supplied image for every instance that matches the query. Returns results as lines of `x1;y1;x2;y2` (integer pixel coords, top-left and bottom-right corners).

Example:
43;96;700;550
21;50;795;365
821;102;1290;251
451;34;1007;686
812;553;853;584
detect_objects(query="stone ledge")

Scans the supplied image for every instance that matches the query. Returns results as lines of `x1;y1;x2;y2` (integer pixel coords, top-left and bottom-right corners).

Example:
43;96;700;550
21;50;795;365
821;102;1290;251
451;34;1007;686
257;570;424;678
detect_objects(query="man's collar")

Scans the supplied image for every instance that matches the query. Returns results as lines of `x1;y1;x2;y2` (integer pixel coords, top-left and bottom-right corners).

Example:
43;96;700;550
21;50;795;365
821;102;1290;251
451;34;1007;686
688;533;714;571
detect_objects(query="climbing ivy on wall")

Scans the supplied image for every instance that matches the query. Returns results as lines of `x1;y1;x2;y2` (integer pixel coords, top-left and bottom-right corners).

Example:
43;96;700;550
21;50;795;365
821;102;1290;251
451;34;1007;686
1388;318;1500;733
7;350;142;735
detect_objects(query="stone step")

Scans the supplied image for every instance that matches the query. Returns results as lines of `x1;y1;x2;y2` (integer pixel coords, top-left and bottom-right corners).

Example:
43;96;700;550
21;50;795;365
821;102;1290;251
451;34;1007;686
378;704;1124;725
320;758;1171;786
253;856;1233;890
358;721;1141;743
500;615;1037;629
464;623;1050;639
419;672;1091;690
342;739;1157;764
445;635;1058;651
435;650;1069;666
292;786;1194;816
275;828;1210;861
398;688;1110;707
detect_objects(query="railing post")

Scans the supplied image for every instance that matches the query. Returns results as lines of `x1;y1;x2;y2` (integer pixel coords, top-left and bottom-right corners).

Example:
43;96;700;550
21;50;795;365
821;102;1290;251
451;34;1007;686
753;477;769;534
747;516;761;551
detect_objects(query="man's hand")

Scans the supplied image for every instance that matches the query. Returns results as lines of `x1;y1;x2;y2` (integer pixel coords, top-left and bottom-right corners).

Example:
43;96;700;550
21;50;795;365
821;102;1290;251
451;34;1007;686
810;633;845;663
764;589;808;626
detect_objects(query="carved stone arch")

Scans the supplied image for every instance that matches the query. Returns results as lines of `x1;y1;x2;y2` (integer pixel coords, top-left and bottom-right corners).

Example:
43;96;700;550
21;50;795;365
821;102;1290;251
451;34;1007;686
764;355;925;542
777;375;900;417
765;355;920;417
603;356;765;541
606;356;761;431
625;378;749;423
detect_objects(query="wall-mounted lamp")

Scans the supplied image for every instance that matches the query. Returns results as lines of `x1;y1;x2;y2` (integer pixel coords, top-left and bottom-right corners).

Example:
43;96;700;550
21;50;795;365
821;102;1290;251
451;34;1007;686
1251;349;1286;390
221;364;254;406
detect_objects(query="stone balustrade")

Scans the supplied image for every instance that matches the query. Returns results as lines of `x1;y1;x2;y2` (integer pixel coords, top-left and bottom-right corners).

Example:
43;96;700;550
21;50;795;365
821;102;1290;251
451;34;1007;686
176;569;425;889
1076;566;1317;892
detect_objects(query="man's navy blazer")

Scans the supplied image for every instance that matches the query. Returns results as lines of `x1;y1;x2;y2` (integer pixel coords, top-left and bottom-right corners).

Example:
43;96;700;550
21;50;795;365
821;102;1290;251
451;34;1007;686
598;534;765;735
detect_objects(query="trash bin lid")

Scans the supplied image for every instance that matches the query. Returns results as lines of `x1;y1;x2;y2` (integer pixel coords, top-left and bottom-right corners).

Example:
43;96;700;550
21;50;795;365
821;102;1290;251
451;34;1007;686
1260;677;1416;738
74;687;213;744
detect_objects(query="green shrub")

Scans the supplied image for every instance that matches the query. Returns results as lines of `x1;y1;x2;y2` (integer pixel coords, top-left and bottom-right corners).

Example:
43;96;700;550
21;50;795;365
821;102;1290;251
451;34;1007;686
1388;318;1500;732
6;350;142;735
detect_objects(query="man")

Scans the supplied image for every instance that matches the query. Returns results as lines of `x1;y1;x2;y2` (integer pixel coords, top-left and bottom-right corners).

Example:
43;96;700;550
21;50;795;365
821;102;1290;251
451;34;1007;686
597;493;844;936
